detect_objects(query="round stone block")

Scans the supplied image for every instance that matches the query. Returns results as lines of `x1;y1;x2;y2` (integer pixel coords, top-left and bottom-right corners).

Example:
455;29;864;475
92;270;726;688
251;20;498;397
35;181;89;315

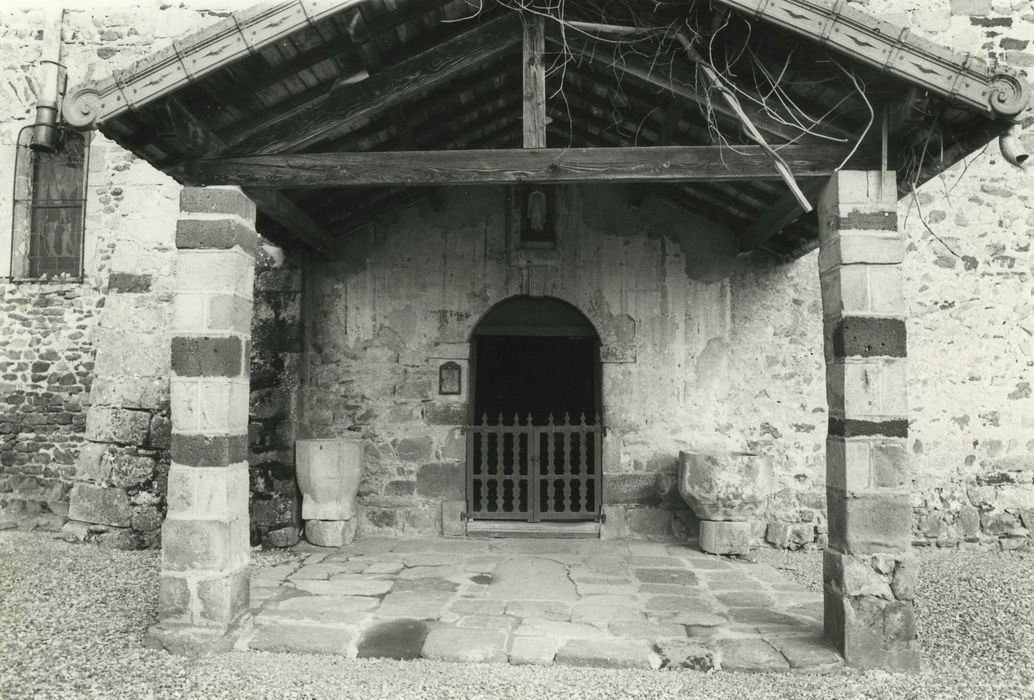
305;519;356;547
699;520;751;556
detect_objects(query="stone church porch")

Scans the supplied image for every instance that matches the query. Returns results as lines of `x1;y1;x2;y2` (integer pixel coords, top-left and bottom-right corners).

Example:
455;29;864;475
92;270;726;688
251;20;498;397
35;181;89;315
51;0;1031;675
242;536;841;672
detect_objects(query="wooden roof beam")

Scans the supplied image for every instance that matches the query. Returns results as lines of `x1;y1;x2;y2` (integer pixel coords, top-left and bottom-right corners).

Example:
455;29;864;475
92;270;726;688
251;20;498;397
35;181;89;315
154;97;340;256
63;1;368;129
172;144;871;188
713;0;1030;119
553;32;822;145
217;12;522;156
737;179;825;253
350;0;460;43
201;34;360;116
523;14;547;148
341;7;419;148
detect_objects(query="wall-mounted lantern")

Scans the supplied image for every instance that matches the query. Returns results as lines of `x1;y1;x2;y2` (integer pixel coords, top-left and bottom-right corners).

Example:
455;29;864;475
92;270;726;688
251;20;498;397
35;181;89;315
438;361;462;395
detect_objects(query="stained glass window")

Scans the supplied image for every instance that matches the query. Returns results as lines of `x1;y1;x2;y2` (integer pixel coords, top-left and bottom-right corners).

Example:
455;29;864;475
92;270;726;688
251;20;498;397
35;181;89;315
11;128;88;279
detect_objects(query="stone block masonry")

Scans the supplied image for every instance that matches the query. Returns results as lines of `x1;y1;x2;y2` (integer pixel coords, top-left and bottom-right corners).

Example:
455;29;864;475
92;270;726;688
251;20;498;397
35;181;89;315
60;278;171;549
818;171;919;672
0;283;100;531
149;186;256;653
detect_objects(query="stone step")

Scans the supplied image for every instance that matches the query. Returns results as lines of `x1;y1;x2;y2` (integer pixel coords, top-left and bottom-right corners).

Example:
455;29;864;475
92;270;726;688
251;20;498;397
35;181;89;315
466;520;600;539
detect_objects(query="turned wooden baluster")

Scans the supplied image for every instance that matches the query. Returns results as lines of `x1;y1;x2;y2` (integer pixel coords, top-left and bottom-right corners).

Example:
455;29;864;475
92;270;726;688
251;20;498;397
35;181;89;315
511;413;522;513
573;412;588;512
496;413;505;511
544;413;556;513
566;409;574;512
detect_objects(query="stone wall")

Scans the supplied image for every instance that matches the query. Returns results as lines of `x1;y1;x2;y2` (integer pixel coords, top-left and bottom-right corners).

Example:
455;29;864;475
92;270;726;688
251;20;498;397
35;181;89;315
730;0;1034;551
248;247;304;547
0;282;100;530
302;184;748;539
0;0;1031;548
0;4;305;545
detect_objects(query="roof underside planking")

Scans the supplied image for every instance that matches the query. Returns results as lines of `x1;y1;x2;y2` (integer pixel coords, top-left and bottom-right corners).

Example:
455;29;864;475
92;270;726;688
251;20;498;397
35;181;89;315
62;0;1031;261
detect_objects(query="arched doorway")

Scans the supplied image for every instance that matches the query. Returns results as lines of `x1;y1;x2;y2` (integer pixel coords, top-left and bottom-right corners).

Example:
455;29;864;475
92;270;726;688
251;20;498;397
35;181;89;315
468;297;602;523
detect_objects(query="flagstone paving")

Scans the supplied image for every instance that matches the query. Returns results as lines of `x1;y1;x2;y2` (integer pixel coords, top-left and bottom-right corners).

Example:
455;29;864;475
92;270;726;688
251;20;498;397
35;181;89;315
241;537;843;673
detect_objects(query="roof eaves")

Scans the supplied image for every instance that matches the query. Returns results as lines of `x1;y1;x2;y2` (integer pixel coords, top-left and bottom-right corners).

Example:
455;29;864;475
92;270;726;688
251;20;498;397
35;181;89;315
61;0;367;130
714;0;1031;120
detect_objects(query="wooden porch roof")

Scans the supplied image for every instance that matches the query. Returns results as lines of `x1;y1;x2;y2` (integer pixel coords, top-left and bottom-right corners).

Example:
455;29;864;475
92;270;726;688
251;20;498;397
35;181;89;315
62;0;1030;260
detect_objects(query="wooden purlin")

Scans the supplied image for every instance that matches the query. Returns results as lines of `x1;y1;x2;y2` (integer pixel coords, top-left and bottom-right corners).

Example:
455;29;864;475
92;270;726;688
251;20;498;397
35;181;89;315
712;0;1031;118
63;0;368;129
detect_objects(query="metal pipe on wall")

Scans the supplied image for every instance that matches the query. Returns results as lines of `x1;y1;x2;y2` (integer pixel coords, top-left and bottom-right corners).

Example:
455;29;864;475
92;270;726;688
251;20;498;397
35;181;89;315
30;5;66;153
1000;123;1030;169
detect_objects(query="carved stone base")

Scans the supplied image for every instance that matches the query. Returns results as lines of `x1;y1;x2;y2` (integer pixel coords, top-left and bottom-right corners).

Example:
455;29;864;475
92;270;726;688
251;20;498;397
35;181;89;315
699;520;751;555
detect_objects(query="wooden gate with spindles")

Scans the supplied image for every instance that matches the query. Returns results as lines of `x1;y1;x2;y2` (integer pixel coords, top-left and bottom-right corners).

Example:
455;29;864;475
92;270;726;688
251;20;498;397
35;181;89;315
466;413;602;522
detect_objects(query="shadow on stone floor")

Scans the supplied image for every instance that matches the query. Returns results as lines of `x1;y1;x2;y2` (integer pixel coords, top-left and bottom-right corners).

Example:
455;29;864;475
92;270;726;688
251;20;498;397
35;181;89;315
241;537;842;672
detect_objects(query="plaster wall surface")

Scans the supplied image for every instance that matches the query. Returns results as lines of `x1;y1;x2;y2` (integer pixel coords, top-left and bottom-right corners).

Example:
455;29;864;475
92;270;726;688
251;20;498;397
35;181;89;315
0;0;1030;548
303;185;741;537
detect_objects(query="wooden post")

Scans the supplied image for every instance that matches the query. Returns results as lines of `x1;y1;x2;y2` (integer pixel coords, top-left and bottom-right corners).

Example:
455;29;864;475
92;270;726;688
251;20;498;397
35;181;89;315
522;14;546;149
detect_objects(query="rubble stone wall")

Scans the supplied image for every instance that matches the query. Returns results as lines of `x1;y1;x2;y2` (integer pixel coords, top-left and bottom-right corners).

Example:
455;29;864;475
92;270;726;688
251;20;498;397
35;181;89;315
248;249;304;548
0;282;100;529
0;4;301;543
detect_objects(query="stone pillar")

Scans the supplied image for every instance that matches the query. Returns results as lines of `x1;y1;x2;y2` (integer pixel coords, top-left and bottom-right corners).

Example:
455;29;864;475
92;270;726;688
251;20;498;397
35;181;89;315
818;171;918;672
148;187;256;654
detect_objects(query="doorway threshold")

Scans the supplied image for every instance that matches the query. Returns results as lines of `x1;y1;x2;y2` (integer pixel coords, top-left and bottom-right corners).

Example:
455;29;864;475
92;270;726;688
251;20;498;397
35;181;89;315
466;520;600;539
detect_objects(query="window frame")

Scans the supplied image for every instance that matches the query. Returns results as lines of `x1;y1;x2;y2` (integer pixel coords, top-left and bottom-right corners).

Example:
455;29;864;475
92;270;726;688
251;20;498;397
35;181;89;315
10;124;90;281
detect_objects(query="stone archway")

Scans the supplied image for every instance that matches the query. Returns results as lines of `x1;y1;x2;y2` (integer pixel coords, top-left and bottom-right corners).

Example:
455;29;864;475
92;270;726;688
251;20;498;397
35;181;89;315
466;296;603;524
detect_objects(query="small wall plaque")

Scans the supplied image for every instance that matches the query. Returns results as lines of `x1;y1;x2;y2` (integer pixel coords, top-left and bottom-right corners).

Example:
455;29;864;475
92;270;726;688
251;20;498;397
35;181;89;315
438;361;462;395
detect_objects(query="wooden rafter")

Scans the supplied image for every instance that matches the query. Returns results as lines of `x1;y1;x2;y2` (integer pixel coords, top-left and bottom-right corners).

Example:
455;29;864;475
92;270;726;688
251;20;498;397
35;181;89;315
171;144;868;188
558;70;713;145
555;32;815;144
342;6;418;148
542;119;762;220
154;97;339;256
217;12;522;156
196;34;359;119
737;180;824;253
349;0;456;43
713;0;1029;118
298;95;524;217
63;1;367;129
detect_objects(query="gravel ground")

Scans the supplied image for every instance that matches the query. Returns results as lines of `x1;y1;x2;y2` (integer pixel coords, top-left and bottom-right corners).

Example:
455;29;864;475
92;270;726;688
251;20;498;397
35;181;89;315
1;532;1031;700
